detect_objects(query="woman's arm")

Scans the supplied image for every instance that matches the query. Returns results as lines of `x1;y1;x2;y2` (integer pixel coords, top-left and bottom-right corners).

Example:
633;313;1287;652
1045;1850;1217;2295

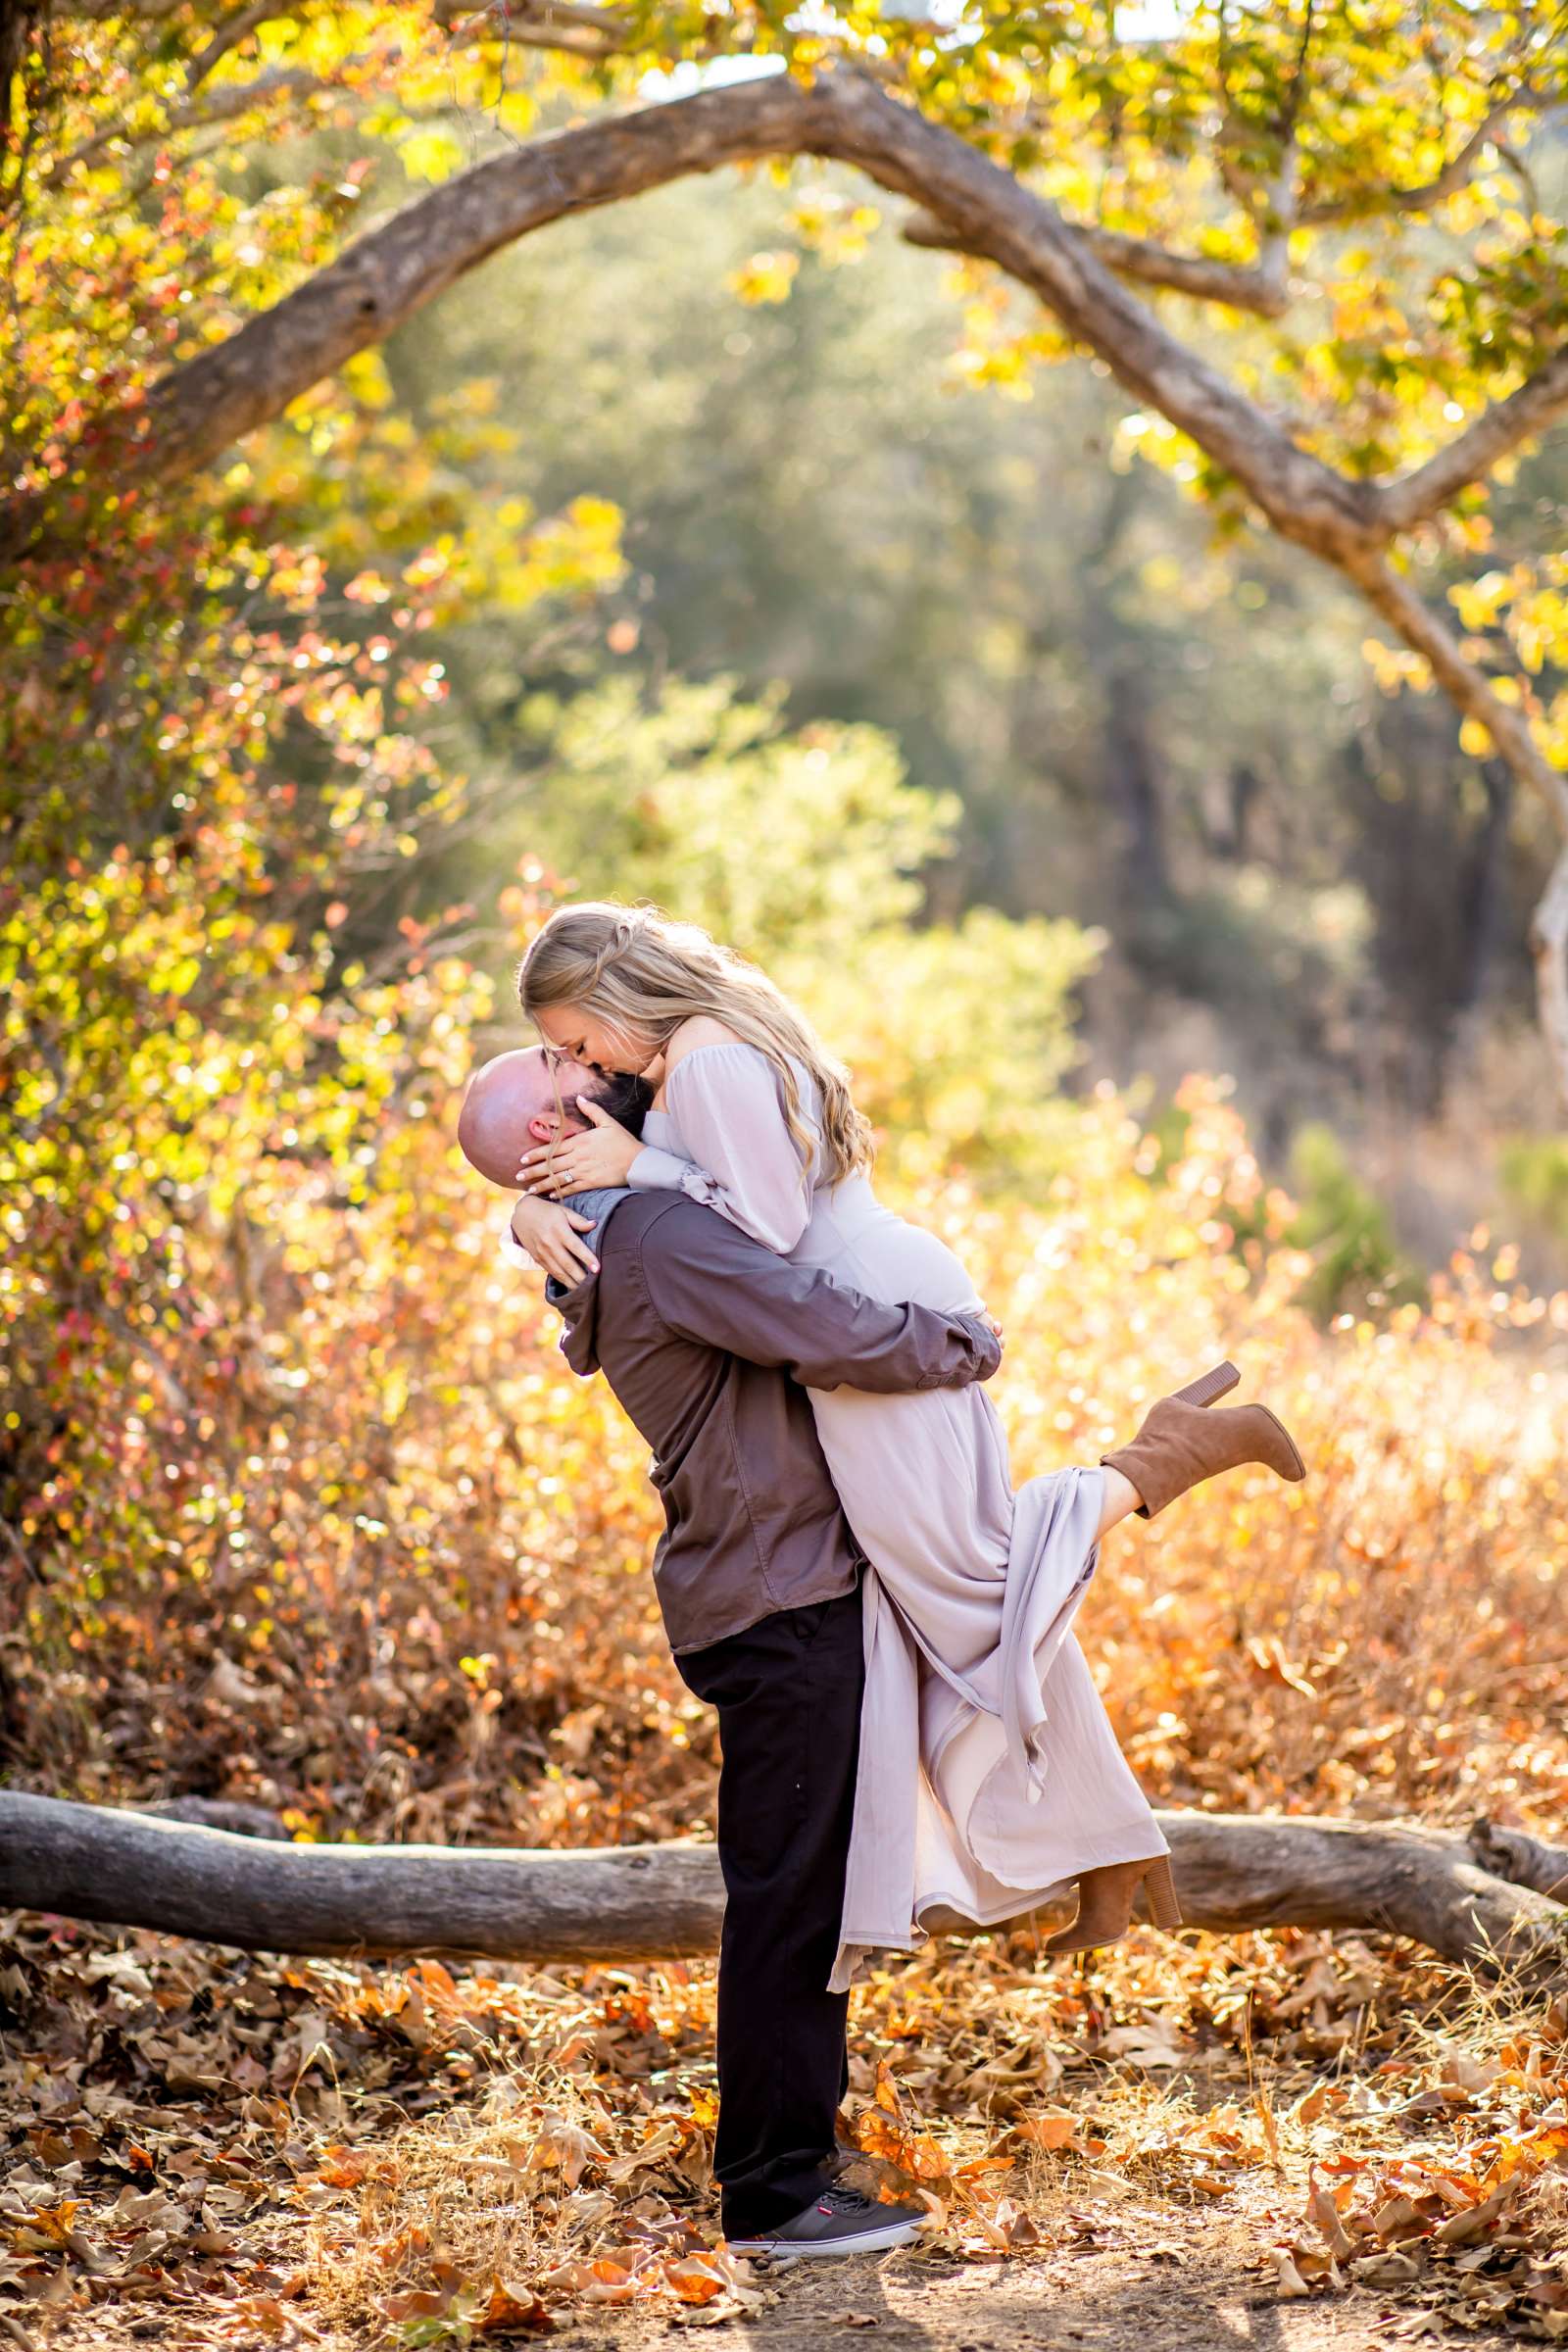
628;1040;816;1255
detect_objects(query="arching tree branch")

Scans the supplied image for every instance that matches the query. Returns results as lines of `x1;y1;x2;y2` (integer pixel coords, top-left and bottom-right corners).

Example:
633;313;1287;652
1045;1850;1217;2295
902;210;1292;319
0;66;1379;571
1379;342;1568;533
11;54;1568;1102
185;3;275;92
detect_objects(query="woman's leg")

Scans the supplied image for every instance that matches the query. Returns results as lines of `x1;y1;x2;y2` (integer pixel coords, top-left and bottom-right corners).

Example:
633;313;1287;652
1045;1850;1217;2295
1095;1463;1145;1541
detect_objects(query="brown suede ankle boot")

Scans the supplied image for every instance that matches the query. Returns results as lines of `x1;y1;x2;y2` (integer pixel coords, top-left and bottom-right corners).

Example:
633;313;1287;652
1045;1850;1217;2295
1044;1852;1183;1956
1101;1359;1305;1519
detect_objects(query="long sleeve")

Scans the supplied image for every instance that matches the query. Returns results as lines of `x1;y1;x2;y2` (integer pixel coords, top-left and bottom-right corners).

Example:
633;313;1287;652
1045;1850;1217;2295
628;1042;815;1254
637;1198;1001;1395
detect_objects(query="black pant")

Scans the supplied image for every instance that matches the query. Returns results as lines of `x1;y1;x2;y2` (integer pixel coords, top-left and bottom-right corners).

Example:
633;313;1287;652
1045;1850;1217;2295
674;1582;864;2238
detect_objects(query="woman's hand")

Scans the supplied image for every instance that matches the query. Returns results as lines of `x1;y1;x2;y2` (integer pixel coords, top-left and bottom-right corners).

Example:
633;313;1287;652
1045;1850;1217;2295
516;1099;642;1199
509;1193;601;1284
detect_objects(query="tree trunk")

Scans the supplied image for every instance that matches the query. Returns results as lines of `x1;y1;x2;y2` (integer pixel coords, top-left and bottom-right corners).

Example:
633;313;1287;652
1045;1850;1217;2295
3;1793;1564;1984
1343;554;1568;1110
1227;762;1263;862
0;0;43;129
1455;761;1517;1023
1104;664;1172;909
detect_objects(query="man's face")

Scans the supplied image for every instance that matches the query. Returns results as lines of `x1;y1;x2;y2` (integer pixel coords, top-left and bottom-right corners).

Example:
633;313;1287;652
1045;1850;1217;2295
459;1048;649;1190
524;1090;588;1152
528;1067;651;1150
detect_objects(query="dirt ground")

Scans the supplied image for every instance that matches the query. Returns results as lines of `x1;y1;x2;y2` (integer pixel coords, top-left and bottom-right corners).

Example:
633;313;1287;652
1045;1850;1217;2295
553;2251;1517;2352
551;2197;1526;2352
18;2178;1533;2352
7;1913;1561;2352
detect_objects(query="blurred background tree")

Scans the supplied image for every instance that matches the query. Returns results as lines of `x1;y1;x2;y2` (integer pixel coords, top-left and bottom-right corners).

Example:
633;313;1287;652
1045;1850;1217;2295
5;0;1568;1279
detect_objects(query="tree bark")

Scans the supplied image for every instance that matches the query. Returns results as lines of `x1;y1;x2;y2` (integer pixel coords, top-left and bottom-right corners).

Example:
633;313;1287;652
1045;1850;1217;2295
3;1793;1564;1984
0;0;40;120
135;1795;293;1839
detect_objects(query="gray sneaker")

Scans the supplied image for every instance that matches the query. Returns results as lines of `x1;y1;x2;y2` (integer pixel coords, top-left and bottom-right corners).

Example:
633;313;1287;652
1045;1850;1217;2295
727;2183;928;2261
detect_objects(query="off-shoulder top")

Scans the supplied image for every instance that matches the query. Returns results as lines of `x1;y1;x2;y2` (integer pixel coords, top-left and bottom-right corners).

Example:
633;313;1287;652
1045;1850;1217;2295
628;1040;824;1257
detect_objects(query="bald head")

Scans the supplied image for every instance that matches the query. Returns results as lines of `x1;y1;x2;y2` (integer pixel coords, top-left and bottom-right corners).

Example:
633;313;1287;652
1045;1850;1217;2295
458;1047;651;1189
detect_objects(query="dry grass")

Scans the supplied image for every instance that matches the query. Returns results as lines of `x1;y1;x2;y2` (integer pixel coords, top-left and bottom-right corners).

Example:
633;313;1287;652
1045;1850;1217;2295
6;1074;1568;2340
283;1919;1568;2339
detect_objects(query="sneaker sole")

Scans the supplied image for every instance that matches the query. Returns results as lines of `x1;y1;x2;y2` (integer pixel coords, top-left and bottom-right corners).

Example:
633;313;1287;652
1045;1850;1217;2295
727;2220;925;2262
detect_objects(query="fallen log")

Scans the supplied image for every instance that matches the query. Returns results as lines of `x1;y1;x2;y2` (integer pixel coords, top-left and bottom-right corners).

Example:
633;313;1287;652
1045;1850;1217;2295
1158;1813;1567;1982
1468;1816;1568;1904
1;1793;726;1965
2;1793;1564;1984
135;1797;291;1840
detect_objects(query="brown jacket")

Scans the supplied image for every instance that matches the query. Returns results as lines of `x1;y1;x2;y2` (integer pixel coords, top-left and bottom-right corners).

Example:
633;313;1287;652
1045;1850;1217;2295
552;1190;1001;1653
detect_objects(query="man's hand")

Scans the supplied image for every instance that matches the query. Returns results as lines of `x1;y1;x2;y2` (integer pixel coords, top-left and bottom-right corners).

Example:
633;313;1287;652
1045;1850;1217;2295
510;1193;600;1283
516;1098;642;1198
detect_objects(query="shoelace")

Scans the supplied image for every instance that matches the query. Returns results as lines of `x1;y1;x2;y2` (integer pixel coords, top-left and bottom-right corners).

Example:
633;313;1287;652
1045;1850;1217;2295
813;2185;875;2216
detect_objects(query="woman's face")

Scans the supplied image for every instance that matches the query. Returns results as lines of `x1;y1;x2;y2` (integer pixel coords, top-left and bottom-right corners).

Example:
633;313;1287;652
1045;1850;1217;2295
533;1004;659;1080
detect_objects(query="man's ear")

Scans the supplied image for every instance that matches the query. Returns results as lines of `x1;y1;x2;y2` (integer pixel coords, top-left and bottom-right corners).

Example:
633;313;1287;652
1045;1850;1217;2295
526;1110;561;1143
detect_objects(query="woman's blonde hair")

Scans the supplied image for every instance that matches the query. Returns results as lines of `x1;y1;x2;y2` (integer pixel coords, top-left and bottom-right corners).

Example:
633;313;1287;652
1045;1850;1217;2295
517;903;874;1189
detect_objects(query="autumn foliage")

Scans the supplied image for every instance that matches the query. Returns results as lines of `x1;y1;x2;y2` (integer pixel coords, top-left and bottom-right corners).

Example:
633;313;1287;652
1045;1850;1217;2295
6;5;1568;2337
7;296;1568;2352
7;559;1568;2321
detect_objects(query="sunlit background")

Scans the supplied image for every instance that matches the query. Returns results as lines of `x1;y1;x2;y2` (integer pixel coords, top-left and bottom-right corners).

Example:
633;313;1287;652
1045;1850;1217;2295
4;3;1567;2339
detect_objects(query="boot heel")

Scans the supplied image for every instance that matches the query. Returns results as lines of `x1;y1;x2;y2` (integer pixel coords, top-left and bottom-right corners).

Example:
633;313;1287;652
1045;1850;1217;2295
1172;1359;1240;1409
1253;1402;1306;1481
1143;1854;1183;1930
